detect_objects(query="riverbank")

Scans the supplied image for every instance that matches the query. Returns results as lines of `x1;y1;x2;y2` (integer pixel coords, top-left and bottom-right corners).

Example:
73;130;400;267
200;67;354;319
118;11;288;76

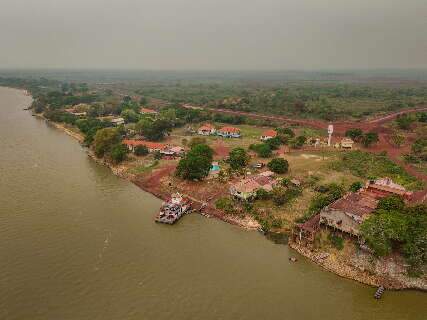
23;89;424;291
45;115;427;290
289;241;427;291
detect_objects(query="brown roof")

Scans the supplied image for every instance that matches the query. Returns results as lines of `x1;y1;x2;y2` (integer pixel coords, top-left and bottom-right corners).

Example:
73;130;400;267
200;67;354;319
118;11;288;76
123;139;167;150
367;184;408;196
234;179;260;193
329;192;378;217
253;175;272;186
299;214;320;233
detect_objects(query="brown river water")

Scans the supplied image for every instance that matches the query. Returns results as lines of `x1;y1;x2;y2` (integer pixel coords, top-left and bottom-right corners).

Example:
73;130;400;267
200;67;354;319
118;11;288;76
0;87;425;320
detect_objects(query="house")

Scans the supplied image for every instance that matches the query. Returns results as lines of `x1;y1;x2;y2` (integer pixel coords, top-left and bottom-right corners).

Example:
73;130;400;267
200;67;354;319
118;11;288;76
111;117;125;126
340;138;354;149
230;173;276;200
365;177;413;200
162;146;185;157
320;192;378;236
140;107;158;115
198;124;216;136
260;130;277;141
217;126;241;138
293;214;321;247
319;178;411;236
122;140;166;153
64;108;87;118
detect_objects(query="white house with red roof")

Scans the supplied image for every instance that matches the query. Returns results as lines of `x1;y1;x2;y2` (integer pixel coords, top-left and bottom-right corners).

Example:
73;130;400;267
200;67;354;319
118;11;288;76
140;107;158;115
260;129;277;141
217;126;241;138
197;124;216;136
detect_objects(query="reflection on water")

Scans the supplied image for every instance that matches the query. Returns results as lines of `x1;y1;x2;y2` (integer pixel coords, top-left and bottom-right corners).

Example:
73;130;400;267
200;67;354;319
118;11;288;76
0;87;425;320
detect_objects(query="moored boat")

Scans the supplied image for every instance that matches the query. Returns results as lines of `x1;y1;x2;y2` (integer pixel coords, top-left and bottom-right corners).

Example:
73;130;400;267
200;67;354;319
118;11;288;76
155;193;192;224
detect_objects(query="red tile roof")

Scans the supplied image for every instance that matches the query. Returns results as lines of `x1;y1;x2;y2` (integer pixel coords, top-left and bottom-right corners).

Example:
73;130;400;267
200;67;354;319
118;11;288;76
140;108;157;114
218;126;240;133
199;124;215;131
123;139;166;150
262;130;277;138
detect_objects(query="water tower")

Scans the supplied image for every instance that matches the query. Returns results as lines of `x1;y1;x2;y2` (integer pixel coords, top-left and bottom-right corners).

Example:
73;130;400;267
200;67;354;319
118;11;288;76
327;124;334;146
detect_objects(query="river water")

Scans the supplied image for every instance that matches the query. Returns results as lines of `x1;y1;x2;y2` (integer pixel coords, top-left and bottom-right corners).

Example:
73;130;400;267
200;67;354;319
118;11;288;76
0;87;425;320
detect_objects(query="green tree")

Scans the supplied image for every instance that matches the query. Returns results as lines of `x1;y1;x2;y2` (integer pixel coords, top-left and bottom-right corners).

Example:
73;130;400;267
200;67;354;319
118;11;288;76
362;132;379;147
93;128;121;157
110;144;128;163
176;144;213;180
267;158;289;174
229;147;250;170
136;118;172;141
250;143;272;158
134;145;149;156
396;114;414;130
266;136;282;150
345;128;364;141
349;181;363;192
377;195;405;211
121;109;139;123
290;136;307;148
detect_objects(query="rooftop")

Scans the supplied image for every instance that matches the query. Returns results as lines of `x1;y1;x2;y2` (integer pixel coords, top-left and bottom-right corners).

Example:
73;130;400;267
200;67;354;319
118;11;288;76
329;192;378;217
218;126;240;133
262;130;277;137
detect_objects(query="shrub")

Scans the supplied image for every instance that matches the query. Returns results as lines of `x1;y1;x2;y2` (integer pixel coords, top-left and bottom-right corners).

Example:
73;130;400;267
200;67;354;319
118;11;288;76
256;188;271;200
328;233;344;250
249;143;272;158
110;144;128;164
345;128;364;141
349;181;363;192
215;197;236;215
176;144;213;180
134;145;149;156
229;147;250;170
267;158;289;174
362;132;379;147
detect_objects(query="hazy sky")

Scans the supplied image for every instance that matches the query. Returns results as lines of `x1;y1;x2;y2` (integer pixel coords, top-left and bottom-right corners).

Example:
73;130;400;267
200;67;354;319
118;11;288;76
0;0;426;70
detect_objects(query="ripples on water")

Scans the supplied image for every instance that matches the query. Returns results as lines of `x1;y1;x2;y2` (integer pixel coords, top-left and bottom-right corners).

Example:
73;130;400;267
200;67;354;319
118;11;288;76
0;87;425;320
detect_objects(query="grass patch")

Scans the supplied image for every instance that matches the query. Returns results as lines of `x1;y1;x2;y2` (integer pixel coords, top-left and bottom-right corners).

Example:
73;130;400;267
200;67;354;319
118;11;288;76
129;160;159;174
330;150;422;190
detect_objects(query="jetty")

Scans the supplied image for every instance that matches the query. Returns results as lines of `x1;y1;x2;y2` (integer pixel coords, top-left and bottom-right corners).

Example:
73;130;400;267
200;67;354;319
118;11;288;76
155;193;192;224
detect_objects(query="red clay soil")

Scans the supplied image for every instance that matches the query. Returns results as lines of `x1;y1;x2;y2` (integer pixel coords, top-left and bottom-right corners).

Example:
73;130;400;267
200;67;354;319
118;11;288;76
132;164;176;200
213;140;230;159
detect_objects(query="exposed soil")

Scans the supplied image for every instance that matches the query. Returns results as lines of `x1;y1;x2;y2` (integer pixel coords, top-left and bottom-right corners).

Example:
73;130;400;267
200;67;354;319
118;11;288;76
212;140;230;159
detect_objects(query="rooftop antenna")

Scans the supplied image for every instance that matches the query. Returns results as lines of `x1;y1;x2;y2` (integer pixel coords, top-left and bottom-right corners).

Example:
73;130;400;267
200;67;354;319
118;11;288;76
327;124;334;147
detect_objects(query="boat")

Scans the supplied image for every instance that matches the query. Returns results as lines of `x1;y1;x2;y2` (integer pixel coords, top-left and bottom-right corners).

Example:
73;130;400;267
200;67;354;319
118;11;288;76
155;193;192;224
374;286;385;299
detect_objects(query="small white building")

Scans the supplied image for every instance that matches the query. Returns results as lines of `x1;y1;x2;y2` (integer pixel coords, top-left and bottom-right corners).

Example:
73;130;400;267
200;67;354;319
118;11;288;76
260;130;277;141
217;126;241;138
198;124;216;136
111;117;125;126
